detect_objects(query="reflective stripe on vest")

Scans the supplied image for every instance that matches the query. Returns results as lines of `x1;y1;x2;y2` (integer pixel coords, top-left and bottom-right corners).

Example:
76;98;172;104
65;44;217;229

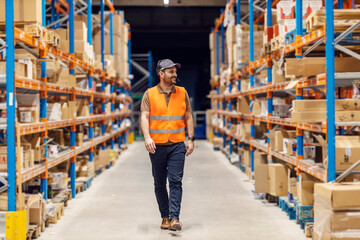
149;115;184;121
149;127;185;134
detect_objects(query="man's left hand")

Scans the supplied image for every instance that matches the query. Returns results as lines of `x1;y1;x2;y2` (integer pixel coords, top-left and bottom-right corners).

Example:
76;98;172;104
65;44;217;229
186;140;194;156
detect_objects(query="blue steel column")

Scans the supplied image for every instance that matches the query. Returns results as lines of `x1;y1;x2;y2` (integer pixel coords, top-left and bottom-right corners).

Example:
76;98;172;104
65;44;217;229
68;0;76;198
216;89;221;138
222;101;226;149
100;0;106;150
326;0;336;182
266;1;273;160
249;0;255;173
295;0;304;163
110;1;115;149
338;0;343;9
6;0;16;212
237;0;241;93
228;99;233;155
40;0;48;200
148;51;153;88
110;0;114;56
88;0;94;162
51;0;56;29
215;29;220;76
220;9;225;65
56;0;60;29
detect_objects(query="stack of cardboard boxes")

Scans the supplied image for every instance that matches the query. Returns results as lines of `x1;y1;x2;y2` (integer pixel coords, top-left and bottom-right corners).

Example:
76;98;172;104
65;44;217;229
209;30;223;84
93;13;129;80
313;183;360;239
235;25;263;66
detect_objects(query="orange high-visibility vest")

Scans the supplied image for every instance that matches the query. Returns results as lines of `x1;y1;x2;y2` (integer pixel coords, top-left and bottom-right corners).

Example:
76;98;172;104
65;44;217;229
148;86;186;144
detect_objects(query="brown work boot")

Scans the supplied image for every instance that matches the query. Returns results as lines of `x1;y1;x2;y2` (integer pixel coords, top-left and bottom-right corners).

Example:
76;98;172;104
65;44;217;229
169;219;182;231
161;217;170;229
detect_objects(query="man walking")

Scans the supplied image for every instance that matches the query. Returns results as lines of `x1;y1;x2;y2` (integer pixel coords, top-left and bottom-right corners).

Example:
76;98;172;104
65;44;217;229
140;59;195;231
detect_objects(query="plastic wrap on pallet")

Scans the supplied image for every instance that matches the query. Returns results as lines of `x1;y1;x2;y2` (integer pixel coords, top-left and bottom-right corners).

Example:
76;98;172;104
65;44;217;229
314;183;360;240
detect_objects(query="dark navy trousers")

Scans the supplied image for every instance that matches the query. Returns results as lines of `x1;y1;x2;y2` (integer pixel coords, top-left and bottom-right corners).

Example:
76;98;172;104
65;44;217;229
149;142;186;221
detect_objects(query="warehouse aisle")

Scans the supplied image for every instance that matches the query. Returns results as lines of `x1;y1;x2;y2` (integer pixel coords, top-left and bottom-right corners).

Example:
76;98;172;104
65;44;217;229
39;141;308;240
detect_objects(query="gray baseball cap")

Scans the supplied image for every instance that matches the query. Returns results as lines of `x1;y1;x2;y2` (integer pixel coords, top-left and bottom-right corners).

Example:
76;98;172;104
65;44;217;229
156;59;181;72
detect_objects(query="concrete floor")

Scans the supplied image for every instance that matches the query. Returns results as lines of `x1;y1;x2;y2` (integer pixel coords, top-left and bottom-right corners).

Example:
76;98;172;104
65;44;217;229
39;140;309;240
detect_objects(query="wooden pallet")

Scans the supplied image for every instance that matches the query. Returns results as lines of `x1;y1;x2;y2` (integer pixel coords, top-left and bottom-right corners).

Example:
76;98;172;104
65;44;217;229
54;202;65;219
270;36;285;52
75;182;85;193
27;224;41;240
262;42;272;55
76;177;93;191
24;24;48;41
306;9;360;32
305;222;314;238
46;30;60;47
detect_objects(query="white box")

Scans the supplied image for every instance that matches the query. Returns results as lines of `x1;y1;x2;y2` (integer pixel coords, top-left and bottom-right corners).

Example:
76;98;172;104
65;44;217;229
277;0;295;22
302;1;323;19
303;146;316;159
47;145;58;158
47;103;62;121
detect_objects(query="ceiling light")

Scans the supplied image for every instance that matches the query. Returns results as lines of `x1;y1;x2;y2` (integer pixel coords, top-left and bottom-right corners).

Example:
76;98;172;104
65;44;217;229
164;0;169;5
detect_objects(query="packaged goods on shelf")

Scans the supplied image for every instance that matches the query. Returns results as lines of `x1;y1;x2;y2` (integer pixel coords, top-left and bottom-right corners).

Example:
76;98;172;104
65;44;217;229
272;60;287;84
255;161;269;193
49;129;65;147
51;68;76;87
49;172;68;190
235;25;263;65
64;132;84;147
298;173;321;206
25;193;45;225
276;1;295;22
301;1;323;19
0;0;42;24
0;192;26;211
47;144;58;158
284;138;297;155
237;96;250;114
314;135;360;172
303;145;316;160
313;183;360;239
0;146;23;171
268;163;288;197
16;93;40;123
293;99;360;112
239;148;250;167
47;103;62;121
76;99;90;117
285;57;360;78
22;134;46;163
274;130;296;152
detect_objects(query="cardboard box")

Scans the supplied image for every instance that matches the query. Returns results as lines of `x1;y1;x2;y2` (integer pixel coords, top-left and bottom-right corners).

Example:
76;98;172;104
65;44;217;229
23;135;45;162
61;102;69;120
67;20;87;42
284;138;297;156
0;146;23;171
237;96;250;114
49;129;65;146
268;164;288;196
47;103;62;121
98;149;111;167
76;99;90;117
76;133;84;147
226;25;236;45
298;173;319;206
254;150;267;166
272;60;287;84
0;0;42;24
242;149;250;167
293;99;360;112
315;183;360;211
68;101;77;120
315;135;360;171
285;57;360;77
275;130;296;152
255;164;268;194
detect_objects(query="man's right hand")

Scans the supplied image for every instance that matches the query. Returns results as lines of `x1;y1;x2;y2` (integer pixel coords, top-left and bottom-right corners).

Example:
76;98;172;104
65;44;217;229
145;137;156;154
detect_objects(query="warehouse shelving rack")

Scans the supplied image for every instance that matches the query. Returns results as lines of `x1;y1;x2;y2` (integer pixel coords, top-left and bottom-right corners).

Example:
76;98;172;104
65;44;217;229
210;0;359;183
3;0;132;214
